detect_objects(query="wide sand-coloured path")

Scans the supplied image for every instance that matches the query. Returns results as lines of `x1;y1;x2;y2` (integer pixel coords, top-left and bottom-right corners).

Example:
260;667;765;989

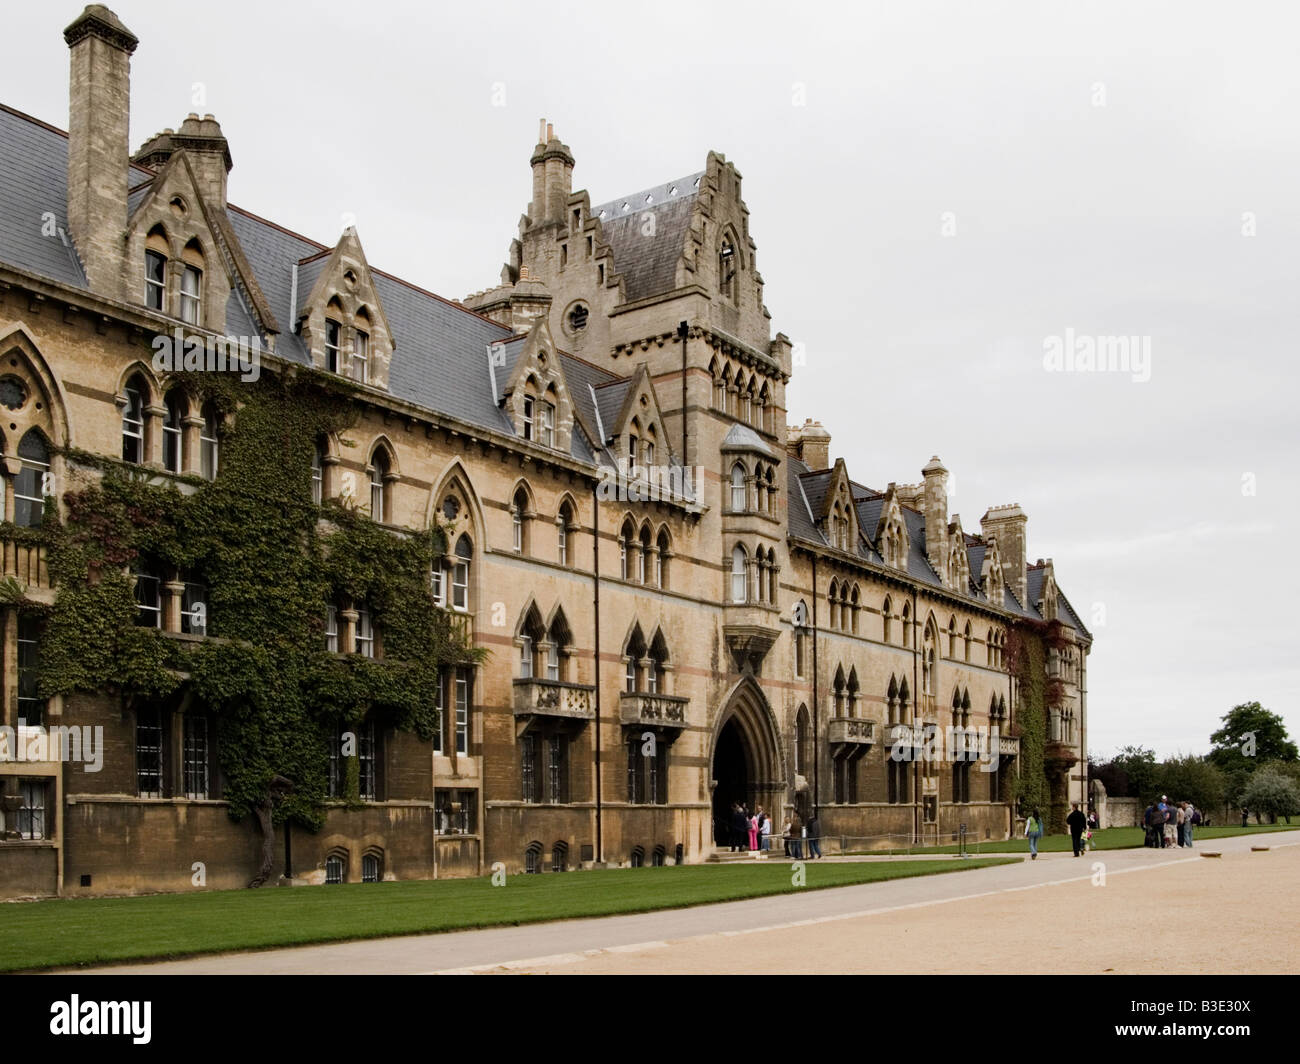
78;831;1299;975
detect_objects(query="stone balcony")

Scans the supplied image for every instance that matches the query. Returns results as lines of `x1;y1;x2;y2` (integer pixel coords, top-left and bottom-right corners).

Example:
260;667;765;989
512;678;596;721
827;717;876;746
994;734;1020;758
618;692;690;729
884;722;920;749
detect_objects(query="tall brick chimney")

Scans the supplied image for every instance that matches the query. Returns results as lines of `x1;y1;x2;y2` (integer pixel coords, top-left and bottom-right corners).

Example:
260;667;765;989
529;119;574;228
981;504;1028;607
922;456;949;581
64;4;137;299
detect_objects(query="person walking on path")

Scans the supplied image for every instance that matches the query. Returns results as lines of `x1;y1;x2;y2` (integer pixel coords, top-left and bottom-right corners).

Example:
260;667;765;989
1175;802;1187;847
1067;802;1087;856
1025;808;1044;859
806;812;823;859
1186;803;1198;847
1241;806;1249;828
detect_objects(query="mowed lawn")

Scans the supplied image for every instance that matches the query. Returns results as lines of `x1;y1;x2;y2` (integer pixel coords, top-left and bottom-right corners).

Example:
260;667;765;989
860;822;1300;856
0;857;1017;972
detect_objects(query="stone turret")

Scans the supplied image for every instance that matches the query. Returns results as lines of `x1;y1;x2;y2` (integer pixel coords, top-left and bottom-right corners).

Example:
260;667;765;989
922;456;949;582
981;503;1028;607
785;419;830;470
528;119;575;229
133;113;232;206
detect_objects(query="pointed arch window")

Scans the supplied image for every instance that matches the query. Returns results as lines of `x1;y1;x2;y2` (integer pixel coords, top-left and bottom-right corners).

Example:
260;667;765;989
795;705;810;777
882;596;893;643
369;448;391;523
311;436;326;503
557;500;575;567
647;629;669;694
619;518;635;581
122;374;147;464
199;400;219;481
730;462;747;512
451;534;472;612
638;525;651;584
719;238;736;302
625;625;647;693
512;488;529;553
656;527;670;588
14;430;50;528
180;263;202;325
730;544;748;604
324;317;342;374
144;248;167;311
162;391;185;473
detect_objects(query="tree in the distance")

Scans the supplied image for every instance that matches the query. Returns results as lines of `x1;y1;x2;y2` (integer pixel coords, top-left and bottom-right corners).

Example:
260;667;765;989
1155;754;1226;815
1239;769;1300;825
1209;702;1298;804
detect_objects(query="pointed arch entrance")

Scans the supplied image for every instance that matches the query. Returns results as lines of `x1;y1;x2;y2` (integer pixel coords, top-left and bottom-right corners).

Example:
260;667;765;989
709;679;785;847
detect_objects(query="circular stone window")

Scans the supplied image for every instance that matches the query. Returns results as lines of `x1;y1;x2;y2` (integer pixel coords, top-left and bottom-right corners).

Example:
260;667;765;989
442;495;461;521
566;302;589;334
0;376;28;411
169;196;188;218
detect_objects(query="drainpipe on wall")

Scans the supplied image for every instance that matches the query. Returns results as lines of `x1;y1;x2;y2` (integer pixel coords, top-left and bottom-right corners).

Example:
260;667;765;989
591;482;603;864
810;552;819;817
912;586;920;845
678;320;689;469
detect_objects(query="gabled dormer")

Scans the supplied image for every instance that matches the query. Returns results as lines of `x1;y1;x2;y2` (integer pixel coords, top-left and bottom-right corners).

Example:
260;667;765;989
875;485;909;570
501;315;575;454
298;228;394;388
1036;559;1059;621
981;536;1005;603
946;516;971;592
817;459;858;552
603;363;673;476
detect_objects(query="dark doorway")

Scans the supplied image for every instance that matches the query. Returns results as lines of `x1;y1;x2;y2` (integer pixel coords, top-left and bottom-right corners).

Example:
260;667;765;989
712;717;749;846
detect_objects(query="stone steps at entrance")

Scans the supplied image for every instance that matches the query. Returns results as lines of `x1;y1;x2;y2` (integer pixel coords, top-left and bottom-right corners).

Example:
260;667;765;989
707;851;773;863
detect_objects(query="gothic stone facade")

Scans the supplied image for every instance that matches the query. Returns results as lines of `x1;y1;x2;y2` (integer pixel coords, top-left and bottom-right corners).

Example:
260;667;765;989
0;6;1091;898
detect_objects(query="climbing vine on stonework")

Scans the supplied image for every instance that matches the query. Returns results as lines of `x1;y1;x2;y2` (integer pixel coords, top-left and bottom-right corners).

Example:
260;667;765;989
1007;621;1049;819
34;368;482;833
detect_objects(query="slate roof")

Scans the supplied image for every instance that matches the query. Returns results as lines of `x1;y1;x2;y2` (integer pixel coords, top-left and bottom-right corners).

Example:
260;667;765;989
0;103;627;465
592;172;703;302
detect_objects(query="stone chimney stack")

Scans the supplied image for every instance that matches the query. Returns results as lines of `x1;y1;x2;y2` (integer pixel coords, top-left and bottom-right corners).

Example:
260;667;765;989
785;418;830;469
528;118;575;228
981;504;1028;607
922;456;949;581
64;4;138;299
133;114;232;206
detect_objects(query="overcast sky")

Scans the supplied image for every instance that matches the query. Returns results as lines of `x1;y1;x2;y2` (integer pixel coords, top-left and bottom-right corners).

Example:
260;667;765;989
5;1;1297;759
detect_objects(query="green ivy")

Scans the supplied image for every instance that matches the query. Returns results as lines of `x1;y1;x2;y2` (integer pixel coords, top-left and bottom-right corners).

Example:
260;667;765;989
33;369;481;833
1010;622;1049;821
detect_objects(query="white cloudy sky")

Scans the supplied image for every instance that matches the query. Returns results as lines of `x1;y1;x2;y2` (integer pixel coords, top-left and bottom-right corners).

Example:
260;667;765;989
6;1;1297;759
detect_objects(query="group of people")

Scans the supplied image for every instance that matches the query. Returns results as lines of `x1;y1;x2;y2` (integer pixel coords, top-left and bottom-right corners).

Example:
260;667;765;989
724;803;824;859
1023;802;1096;858
1143;795;1200;848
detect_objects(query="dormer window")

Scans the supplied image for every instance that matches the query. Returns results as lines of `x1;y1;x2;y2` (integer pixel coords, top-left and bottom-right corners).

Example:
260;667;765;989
324;319;341;374
180;264;202;325
628;433;639;476
353;329;370;384
145;250;166;311
539;400;555;447
522;395;535;440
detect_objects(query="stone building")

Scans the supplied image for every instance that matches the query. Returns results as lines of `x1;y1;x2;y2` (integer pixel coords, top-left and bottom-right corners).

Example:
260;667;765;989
0;6;1091;898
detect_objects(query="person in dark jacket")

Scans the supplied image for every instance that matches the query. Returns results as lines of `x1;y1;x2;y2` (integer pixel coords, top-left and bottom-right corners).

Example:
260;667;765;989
1066;802;1087;856
806;812;822;859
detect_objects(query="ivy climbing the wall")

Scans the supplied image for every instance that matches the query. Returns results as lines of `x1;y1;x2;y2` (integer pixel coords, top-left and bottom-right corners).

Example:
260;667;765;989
33;367;481;885
1007;620;1049;825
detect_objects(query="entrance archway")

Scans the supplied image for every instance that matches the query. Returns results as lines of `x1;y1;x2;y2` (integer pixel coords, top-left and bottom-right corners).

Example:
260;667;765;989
712;719;749;845
709;679;785;849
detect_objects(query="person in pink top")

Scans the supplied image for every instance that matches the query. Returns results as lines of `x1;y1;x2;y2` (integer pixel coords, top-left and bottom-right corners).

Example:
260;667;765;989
748;810;760;850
